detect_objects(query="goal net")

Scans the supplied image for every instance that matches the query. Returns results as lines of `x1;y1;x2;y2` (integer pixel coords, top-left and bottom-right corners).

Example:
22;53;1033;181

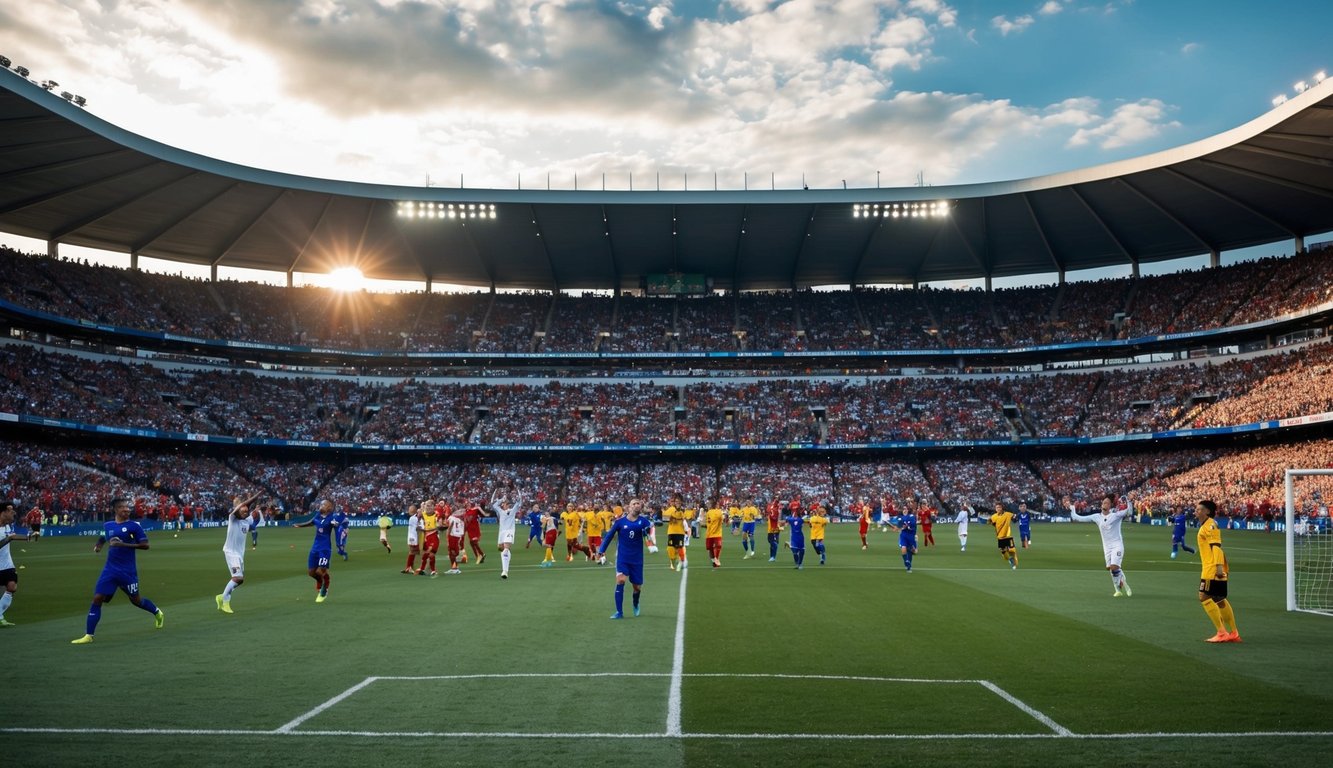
1285;469;1333;615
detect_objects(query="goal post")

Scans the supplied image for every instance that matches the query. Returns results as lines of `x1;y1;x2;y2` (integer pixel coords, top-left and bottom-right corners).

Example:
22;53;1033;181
1285;468;1333;615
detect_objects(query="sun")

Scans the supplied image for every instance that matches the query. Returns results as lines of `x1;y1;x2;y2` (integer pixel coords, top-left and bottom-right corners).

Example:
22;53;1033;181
328;266;365;292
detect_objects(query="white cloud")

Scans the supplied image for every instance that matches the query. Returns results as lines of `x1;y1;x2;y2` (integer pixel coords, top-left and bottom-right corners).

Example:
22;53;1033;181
1181;41;1200;54
1068;98;1180;150
1039;1;1064;15
992;14;1034;35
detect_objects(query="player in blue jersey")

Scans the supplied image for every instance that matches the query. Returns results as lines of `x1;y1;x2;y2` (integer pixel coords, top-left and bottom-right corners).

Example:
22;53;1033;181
525;506;543;549
292;499;337;603
889;509;918;572
71;497;165;644
784;509;807;570
332;507;351;560
1169;506;1196;559
598;499;657;619
1017;502;1033;549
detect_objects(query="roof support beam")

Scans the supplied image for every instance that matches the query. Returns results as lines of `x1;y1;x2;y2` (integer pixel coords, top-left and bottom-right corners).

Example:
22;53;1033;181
1068;186;1135;268
0;148;134;183
1199;158;1333;201
132;182;241;254
529;204;557;290
290;196;335;275
1117;178;1213;253
948;213;987;274
788;205;819;288
731;204;749;291
1231;142;1333;169
0;160;165;216
1021;193;1062;274
909;221;947;285
849;217;883;285
48;169;193;240
1266;131;1333;148
601;205;620;290
456;214;493;288
1164;167;1297;236
212;188;287;266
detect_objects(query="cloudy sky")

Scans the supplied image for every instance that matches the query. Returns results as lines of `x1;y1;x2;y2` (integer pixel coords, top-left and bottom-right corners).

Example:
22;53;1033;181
1;1;1330;285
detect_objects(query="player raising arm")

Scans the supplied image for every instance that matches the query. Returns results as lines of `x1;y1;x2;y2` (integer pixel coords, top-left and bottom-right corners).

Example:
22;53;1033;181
489;485;523;580
1067;494;1132;597
71;497;165;643
599;499;657;619
217;491;261;614
292;500;337;603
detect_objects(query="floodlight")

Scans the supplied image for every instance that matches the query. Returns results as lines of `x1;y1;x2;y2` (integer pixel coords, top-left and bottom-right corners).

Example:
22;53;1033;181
1273;94;1289;106
1295;81;1309;93
1316;71;1327;84
72;95;86;107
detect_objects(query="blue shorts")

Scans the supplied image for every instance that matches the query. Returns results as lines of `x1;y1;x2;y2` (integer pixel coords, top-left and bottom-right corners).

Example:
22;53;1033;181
1019;528;1031;539
94;568;140;597
742;522;756;536
617;561;644;586
899;534;917;550
337;529;349;545
1172;532;1187;543
790;539;805;552
308;550;332;570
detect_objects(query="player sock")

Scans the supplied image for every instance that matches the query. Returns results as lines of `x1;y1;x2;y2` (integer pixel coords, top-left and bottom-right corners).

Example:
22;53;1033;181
501;548;511;575
544;546;554;562
86;602;102;635
614;582;625;614
1110;568;1122;591
1202;600;1225;632
322;574;331;591
311;572;323;587
138;598;159;616
222;580;238;601
1218;601;1238;633
406;553;416;571
1181;543;1195;554
0;591;11;618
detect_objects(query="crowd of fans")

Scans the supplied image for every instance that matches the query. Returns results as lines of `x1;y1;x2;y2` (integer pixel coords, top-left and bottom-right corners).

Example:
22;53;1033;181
8;244;1329;355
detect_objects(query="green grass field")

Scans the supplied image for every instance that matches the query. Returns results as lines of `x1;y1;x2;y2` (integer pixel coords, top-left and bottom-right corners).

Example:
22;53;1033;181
4;521;1332;767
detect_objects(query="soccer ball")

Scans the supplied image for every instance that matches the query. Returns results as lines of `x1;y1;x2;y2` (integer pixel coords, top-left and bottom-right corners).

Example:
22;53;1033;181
173;534;179;538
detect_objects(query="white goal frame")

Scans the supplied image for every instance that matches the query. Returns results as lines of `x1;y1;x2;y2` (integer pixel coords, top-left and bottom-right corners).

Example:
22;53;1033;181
1285;468;1333;615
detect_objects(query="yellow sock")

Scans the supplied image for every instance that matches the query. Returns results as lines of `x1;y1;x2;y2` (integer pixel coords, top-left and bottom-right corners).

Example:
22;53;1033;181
1202;600;1225;632
544;547;553;562
1218;601;1238;633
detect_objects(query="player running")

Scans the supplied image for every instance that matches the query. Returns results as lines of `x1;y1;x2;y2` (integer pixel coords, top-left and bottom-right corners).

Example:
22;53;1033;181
377;512;393;554
1195;500;1241;643
525;506;543;549
489;485;523;579
987;501;1019;570
1017;502;1033;549
292;500;337;603
23;505;41;543
462;500;486;565
599;499;657;619
0;501;33;627
1169;506;1196;559
1067;494;1132;597
333;505;351;561
807;504;829;565
703;499;727;568
784;508;807;569
561;503;592;563
888;506;918;572
217;491;260;615
71;497;166;643
917;502;935;547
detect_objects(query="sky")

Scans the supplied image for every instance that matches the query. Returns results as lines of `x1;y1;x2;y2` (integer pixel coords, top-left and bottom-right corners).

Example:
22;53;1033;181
1;0;1330;290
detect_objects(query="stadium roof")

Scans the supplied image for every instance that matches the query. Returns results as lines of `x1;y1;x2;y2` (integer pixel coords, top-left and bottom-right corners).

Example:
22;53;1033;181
2;72;1333;291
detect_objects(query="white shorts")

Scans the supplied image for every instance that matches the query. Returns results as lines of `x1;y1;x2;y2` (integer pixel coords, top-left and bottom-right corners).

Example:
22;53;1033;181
498;529;516;547
225;552;245;579
1102;545;1124;568
379;529;389;541
407;532;419;547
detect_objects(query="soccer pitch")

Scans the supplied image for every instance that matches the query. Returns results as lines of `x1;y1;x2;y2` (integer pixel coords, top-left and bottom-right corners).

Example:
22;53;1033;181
5;522;1332;767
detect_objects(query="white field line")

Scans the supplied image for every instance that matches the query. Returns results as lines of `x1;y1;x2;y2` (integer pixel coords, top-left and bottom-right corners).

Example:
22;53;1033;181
666;567;688;737
273;676;379;733
977;680;1072;736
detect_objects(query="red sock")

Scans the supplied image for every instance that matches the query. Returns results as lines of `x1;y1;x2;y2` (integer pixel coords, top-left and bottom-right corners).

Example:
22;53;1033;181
861;535;867;546
406;554;416;570
322;573;330;590
311;572;322;588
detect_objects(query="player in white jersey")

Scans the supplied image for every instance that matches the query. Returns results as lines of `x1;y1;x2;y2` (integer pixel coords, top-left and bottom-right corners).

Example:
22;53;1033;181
1067;493;1133;597
444;508;467;575
954;501;972;551
1;501;34;627
217;491;261;614
402;504;421;574
489;485;524;580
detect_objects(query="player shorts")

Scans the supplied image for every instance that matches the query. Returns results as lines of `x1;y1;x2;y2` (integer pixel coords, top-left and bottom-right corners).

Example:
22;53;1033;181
1199;578;1228;600
0;567;17;587
528;527;542;540
742;522;756;536
225;552;245;579
706;536;722;551
1102;545;1124;567
1019;528;1031;540
789;539;805;552
423;532;440;552
617;561;644;585
589;536;603;551
667;533;686;548
379;529;389;542
407;531;419;547
307;550;331;570
94;568;139;597
899;534;917;550
1172;533;1187;543
997;537;1015;551
544;529;559;547
859;522;869;534
447;535;463;554
498;529;516;546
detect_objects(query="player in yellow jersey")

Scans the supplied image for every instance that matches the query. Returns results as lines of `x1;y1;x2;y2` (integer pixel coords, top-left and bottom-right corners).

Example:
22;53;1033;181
738;497;760;558
585;504;609;566
987;501;1019;570
808;505;830;565
662;495;688;571
729;498;742;536
703;499;727;568
561;503;592;562
419;500;440;576
1195;500;1241;643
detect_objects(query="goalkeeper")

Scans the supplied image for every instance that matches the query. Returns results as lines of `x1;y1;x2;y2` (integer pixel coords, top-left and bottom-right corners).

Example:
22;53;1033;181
1195;500;1241;643
598;498;657;620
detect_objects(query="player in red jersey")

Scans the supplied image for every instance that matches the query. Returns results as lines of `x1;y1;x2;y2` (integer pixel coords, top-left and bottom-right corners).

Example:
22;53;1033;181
765;499;783;561
917;503;936;547
23;506;43;542
858;500;873;550
462;500;486;565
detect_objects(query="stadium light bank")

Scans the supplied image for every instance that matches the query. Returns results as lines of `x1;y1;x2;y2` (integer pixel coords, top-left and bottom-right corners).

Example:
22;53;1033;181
396;202;497;220
1274;68;1326;106
852;201;951;219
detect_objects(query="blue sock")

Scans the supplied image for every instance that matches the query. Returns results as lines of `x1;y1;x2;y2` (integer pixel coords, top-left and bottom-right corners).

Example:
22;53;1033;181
903;553;912;569
632;589;640;608
815;541;825;558
614;583;624;614
138;598;158;615
1110;568;1122;589
86;602;102;635
796;548;804;566
1171;542;1178;554
1182;543;1195;554
770;538;778;558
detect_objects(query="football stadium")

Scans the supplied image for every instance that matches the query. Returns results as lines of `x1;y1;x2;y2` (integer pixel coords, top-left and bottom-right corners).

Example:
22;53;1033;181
2;4;1333;767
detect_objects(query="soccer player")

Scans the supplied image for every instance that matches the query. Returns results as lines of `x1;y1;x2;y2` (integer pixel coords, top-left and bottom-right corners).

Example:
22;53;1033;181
489;485;523;579
663;495;689;571
703;499;727;568
597;503;615;556
444;507;466;575
806;504;829;565
584;502;608;566
888;506;918;572
918;503;935;547
729;498;742;536
954;501;972;551
525;506;543;549
1170;505;1196;559
23;504;42;543
249;505;266;550
463;499;486;565
739;496;760;558
765;498;783;562
1195;500;1241;643
1016;502;1033;549
332;505;351;561
561;502;589;562
599;499;657;619
987;501;1019;570
377;511;393;554
784;508;807;569
292;500;337;603
217;491;260;614
419;499;441;575
0;501;32;627
402;503;422;574
858;501;873;550
71;497;166;643
1067;494;1132;596
540;508;559;567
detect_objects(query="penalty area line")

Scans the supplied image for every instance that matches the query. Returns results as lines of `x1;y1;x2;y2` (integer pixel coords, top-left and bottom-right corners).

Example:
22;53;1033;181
5;728;1333;740
274;676;379;733
977;680;1071;736
666;566;688;737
